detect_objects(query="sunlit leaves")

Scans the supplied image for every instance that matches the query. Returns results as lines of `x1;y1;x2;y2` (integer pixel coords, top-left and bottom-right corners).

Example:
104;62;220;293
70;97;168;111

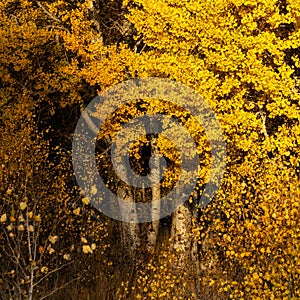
122;0;300;298
1;0;299;298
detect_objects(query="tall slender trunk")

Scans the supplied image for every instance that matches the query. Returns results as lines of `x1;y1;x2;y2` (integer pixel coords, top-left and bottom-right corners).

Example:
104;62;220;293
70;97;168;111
116;161;140;258
146;139;160;252
81;107;141;257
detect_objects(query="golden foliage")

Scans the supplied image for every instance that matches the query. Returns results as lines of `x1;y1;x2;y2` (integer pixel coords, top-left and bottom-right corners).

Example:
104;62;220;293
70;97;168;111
1;0;300;298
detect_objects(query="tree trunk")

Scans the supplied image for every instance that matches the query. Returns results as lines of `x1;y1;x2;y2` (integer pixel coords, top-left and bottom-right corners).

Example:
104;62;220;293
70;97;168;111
146;140;160;252
171;203;192;265
116;161;140;258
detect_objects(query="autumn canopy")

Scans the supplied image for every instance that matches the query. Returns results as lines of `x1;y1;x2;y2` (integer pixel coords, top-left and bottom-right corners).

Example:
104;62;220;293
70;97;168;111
0;0;300;299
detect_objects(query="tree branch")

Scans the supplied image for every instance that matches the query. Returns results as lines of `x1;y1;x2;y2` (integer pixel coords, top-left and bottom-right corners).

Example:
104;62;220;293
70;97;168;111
37;2;62;23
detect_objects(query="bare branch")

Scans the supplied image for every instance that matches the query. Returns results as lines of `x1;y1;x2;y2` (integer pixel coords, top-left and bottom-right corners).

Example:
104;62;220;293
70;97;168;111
33;261;72;287
38;277;79;300
80;107;100;136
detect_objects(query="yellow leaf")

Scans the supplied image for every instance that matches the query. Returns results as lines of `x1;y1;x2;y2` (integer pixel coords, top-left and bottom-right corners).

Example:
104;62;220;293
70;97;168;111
18;225;24;231
253;272;259;280
265;272;270;281
91;185;97;195
63;253;71;261
82;245;93;254
34;215;41;222
49;235;58;244
20;202;27;211
81;237;88;243
73;208;80;216
0;213;7;223
82;197;90;205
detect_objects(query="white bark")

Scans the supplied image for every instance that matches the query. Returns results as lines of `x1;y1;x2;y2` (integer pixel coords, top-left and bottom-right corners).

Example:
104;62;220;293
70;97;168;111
171;204;191;252
171;203;192;266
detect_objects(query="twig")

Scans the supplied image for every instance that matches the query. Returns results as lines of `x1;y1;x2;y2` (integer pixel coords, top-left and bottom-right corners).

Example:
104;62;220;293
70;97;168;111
37;2;61;23
38;277;79;300
33;261;72;287
45;25;70;33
